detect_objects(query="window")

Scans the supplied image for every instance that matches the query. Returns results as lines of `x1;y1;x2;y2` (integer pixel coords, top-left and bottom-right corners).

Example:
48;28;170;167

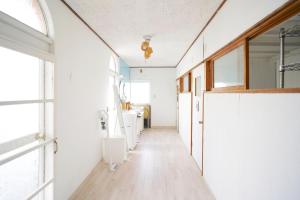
249;13;300;89
130;81;151;104
0;1;54;199
107;55;121;137
195;76;202;96
179;72;191;93
0;0;47;33
213;45;244;89
205;0;300;93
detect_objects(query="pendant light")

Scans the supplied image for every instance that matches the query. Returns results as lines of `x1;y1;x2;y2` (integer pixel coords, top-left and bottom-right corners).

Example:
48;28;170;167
141;35;153;59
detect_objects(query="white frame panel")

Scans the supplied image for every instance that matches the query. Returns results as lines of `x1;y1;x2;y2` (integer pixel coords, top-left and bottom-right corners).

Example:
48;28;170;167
0;11;54;61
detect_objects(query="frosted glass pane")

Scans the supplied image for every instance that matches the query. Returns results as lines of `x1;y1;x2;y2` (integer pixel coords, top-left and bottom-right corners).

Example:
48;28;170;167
45;102;54;137
131;82;150;104
45;62;54;99
0;104;39;144
0;0;47;33
214;45;244;88
0;149;40;200
183;75;189;92
0;47;41;101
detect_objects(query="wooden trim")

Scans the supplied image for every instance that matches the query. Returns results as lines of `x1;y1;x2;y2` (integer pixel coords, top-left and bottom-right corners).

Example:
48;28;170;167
245;0;300;40
201;92;205;176
207;42;246;91
204;0;300;63
204;61;213;91
205;0;300;93
194;78;197;96
244;39;249;89
188;72;192;92
211;85;245;92
179;78;184;93
182;1;300;93
207;39;245;62
208;88;300;93
179;72;192;93
176;0;227;67
60;0;121;59
130;66;176;69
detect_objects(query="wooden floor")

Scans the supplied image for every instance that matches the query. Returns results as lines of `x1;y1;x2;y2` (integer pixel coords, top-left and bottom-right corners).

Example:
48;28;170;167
70;128;215;200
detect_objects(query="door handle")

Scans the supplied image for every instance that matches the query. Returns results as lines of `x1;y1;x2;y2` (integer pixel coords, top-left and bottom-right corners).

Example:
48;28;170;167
198;121;203;124
54;137;58;154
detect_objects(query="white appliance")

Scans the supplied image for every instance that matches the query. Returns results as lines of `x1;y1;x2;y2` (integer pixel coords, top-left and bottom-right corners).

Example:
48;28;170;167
137;112;144;134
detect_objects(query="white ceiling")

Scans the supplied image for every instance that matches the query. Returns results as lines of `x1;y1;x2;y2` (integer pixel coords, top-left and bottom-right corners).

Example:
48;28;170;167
65;0;223;67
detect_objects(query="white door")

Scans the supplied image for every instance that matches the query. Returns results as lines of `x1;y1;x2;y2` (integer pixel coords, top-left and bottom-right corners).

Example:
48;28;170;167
192;73;204;171
192;93;204;170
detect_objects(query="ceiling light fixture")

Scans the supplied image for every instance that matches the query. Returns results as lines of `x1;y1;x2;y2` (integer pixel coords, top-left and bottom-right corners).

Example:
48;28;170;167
141;35;153;59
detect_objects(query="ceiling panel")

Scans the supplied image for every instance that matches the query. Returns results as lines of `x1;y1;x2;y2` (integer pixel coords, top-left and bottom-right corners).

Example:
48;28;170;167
65;0;223;67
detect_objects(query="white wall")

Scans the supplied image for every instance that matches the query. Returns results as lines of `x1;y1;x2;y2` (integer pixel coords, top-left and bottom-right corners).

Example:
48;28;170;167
45;0;114;199
204;93;300;200
176;0;300;199
131;68;177;127
177;0;289;77
179;93;192;154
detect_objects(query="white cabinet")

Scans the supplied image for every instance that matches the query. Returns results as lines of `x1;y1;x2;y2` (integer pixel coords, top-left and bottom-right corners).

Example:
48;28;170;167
103;136;127;164
123;111;138;150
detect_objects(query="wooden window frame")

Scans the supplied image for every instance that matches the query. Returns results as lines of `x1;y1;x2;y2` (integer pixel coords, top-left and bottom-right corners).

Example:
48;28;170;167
179;72;192;93
207;40;248;92
204;0;300;93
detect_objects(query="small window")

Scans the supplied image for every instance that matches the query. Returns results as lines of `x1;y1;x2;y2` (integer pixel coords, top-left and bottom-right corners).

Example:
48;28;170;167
249;13;300;89
195;76;202;96
213;45;244;89
0;0;47;34
130;81;151;104
180;72;191;92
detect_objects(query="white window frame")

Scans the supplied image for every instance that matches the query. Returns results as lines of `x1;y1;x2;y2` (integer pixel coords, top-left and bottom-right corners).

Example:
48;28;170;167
0;2;55;199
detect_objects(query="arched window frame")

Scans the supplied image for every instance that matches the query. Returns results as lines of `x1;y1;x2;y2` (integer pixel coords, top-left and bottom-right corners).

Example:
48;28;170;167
0;0;54;61
0;1;55;199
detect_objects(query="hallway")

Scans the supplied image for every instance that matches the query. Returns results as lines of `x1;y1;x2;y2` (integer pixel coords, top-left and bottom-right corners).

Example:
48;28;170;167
71;128;214;200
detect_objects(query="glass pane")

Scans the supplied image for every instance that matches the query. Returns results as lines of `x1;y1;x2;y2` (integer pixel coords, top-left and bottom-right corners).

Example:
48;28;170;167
249;14;300;89
131;81;150;104
214;45;244;88
183;75;189;92
0;47;41;101
45;61;54;99
123;82;131;102
195;76;201;96
0;149;40;200
0;0;47;33
45;102;54;138
44;182;54;200
0;104;39;144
